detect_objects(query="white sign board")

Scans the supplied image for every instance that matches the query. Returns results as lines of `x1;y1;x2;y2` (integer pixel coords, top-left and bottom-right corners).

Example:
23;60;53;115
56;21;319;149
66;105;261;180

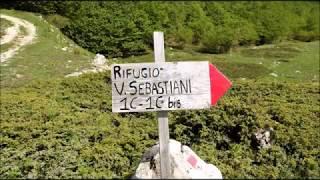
111;61;211;112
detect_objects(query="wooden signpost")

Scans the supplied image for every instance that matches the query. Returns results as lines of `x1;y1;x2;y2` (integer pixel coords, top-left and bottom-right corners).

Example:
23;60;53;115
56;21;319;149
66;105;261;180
111;32;232;178
111;61;212;112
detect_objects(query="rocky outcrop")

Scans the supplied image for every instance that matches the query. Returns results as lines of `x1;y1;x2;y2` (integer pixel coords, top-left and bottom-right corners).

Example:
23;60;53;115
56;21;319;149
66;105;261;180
133;139;223;179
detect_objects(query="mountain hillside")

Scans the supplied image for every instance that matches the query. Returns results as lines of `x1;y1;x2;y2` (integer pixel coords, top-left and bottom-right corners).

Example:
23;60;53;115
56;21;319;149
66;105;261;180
0;9;94;87
0;6;319;179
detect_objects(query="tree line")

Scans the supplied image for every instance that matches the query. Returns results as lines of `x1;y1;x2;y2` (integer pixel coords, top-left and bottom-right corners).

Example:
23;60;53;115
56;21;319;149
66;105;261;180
1;1;319;57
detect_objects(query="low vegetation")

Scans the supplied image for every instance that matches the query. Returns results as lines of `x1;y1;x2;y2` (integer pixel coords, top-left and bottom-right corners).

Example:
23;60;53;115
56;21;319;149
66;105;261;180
1;72;319;178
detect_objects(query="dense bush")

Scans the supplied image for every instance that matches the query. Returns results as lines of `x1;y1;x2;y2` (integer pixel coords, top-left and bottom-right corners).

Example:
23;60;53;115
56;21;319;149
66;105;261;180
200;26;233;54
0;1;60;14
61;2;152;58
1;1;318;57
0;72;319;178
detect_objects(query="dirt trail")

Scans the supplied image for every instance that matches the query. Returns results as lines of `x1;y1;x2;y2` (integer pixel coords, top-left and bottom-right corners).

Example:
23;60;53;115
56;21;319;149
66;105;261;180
0;14;36;63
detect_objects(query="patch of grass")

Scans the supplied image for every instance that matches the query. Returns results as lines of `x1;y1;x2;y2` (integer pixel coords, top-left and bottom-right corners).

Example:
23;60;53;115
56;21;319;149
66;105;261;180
45;14;70;29
0;9;94;88
0;17;13;37
277;59;290;63
241;45;301;59
213;61;271;79
117;41;319;82
267;41;320;82
0;41;14;52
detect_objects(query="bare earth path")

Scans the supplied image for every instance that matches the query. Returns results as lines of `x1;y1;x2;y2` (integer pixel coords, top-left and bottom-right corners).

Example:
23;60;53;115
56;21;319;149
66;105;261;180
0;14;36;63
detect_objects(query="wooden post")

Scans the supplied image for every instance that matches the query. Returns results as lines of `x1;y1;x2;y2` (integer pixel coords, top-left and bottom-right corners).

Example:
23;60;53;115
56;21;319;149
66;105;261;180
153;32;170;178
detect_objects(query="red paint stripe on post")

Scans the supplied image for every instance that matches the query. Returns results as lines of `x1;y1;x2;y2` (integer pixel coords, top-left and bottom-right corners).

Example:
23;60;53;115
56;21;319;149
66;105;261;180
209;63;232;105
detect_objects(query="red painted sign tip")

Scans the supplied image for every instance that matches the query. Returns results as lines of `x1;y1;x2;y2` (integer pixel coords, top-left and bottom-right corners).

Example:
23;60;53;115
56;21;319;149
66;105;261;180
209;63;232;106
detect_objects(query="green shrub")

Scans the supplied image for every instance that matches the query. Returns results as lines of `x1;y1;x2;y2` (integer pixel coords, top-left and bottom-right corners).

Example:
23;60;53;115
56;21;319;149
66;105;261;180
166;28;193;50
0;72;319;178
2;1;318;56
61;2;150;58
200;27;233;54
0;1;59;14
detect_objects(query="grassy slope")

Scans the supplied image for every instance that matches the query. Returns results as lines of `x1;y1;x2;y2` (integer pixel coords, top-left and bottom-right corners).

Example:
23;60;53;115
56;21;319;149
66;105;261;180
0;9;94;88
0;17;13;37
117;41;319;83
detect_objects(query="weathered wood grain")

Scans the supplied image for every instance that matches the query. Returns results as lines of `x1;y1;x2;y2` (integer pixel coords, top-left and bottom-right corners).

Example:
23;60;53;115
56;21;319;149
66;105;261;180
154;32;170;179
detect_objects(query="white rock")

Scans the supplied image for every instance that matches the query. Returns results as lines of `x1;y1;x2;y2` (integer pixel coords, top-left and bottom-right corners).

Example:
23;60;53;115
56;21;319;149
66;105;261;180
65;72;83;77
254;128;273;149
96;65;111;71
270;73;278;77
62;47;67;51
65;54;111;77
93;53;107;67
312;75;317;80
15;74;23;78
295;70;301;73
273;61;280;66
134;139;223;179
